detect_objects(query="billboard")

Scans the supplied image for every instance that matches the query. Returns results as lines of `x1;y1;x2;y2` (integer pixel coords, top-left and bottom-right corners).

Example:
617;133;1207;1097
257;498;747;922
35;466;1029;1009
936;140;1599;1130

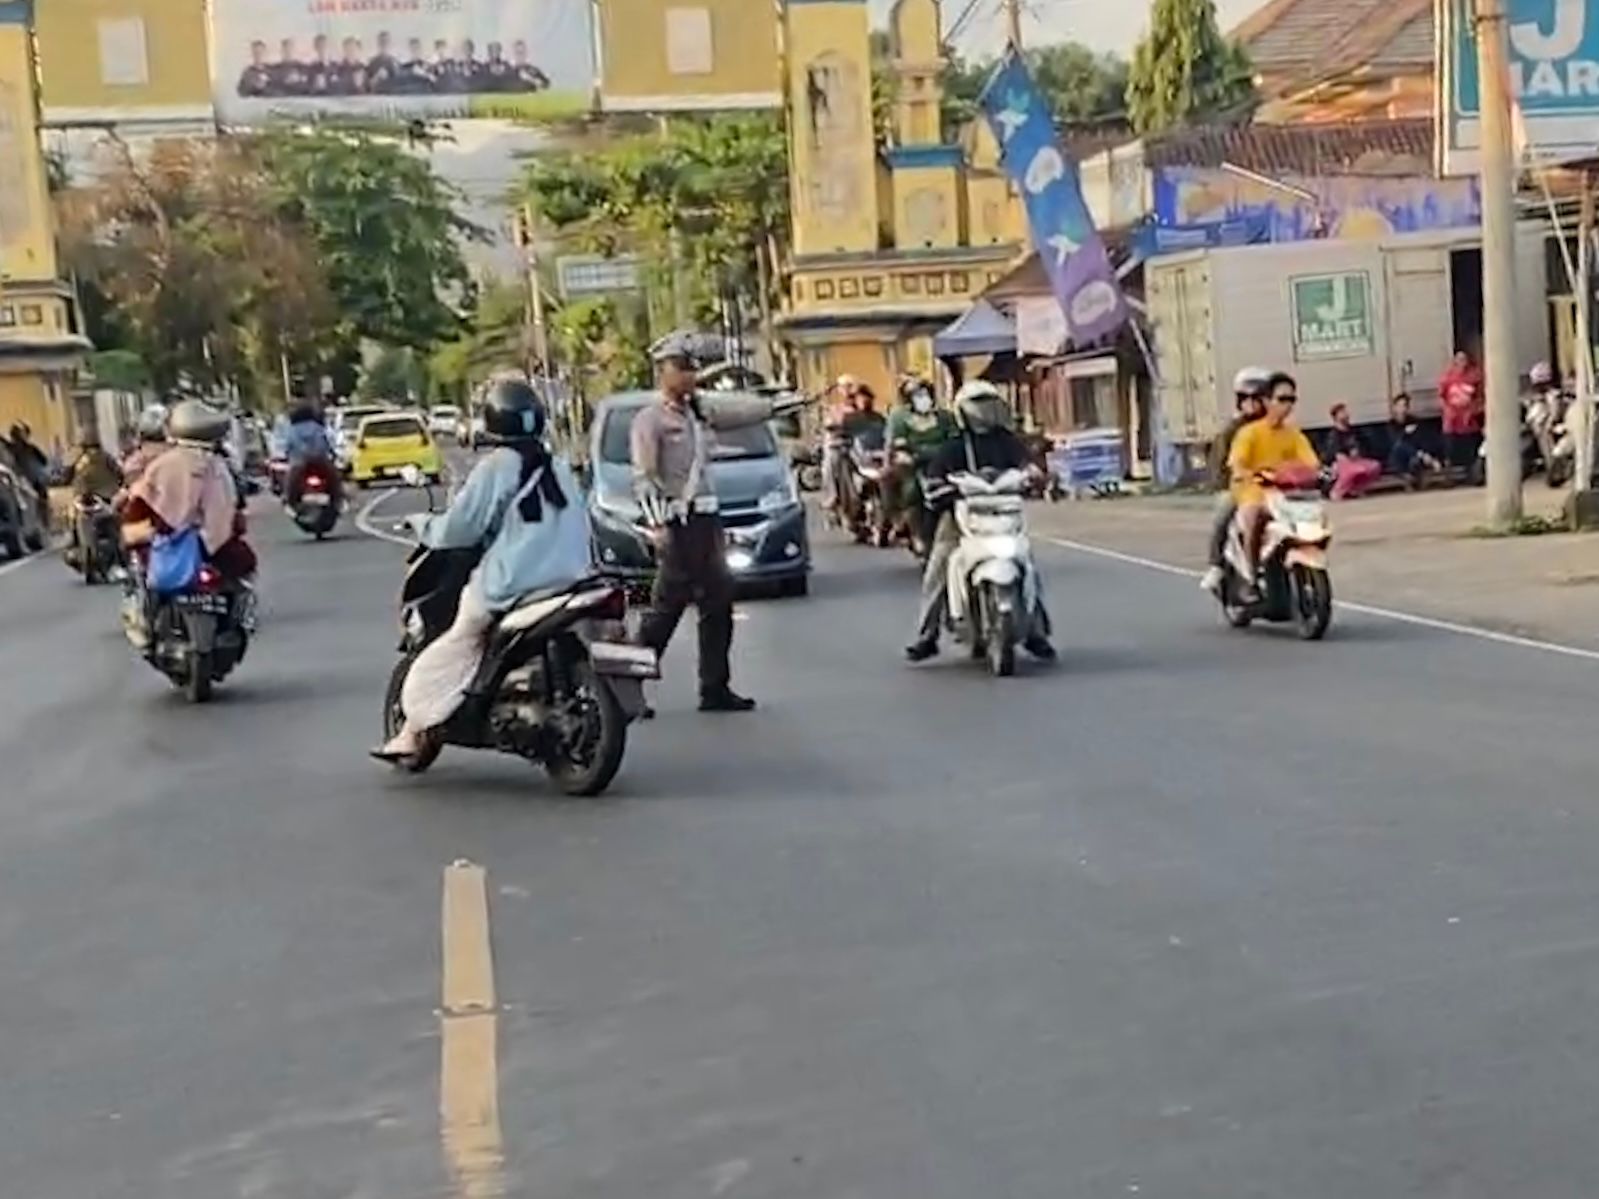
210;0;596;126
597;0;780;111
1440;0;1599;174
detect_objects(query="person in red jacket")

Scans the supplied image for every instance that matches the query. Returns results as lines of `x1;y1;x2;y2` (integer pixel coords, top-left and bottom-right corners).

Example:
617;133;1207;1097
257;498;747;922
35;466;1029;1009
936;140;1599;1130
1438;349;1485;476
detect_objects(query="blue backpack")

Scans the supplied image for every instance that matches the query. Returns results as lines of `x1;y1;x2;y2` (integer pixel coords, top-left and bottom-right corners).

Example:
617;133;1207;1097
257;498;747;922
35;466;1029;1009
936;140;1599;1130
148;525;204;594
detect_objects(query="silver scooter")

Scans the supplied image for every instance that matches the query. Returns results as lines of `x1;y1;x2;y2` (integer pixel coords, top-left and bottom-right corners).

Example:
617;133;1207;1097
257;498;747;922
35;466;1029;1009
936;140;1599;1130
937;467;1041;677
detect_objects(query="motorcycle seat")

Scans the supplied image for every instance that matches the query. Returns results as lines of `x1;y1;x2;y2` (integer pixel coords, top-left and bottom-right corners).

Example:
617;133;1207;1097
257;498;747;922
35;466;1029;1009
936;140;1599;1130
497;575;618;634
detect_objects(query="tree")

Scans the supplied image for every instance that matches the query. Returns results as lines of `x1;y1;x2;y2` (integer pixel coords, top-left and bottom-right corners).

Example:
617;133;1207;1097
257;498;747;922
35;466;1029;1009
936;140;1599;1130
935;45;1128;136
256;129;478;350
522;115;789;368
1126;0;1256;135
360;346;426;403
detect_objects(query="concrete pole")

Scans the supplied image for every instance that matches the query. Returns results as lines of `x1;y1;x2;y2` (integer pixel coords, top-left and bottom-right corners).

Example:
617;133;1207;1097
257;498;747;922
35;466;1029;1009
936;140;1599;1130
1005;0;1023;49
1574;173;1596;507
1475;0;1524;527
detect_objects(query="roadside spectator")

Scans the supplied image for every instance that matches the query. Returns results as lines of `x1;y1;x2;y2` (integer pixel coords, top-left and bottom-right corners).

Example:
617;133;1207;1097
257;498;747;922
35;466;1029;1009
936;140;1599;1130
1322;403;1383;500
1438;348;1485;475
1383;392;1442;487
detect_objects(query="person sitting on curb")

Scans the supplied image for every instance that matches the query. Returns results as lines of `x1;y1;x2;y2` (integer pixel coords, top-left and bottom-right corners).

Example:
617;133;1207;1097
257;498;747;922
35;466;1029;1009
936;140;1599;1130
1322;403;1384;500
1383;393;1443;488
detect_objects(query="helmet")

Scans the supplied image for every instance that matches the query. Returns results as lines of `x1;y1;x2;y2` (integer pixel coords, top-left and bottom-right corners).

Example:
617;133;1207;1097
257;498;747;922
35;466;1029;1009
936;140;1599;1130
168;398;230;446
136;404;169;442
953;380;1011;435
1232;366;1271;397
1530;361;1555;387
479;377;546;443
899;374;932;400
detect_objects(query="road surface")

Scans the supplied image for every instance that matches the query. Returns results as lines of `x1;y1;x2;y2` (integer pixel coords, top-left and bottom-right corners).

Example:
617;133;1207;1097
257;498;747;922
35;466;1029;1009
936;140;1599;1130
2;491;1598;1198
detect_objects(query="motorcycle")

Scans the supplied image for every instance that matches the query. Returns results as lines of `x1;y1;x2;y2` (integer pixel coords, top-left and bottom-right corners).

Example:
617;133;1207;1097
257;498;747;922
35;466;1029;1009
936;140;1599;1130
289;461;341;539
66;495;122;584
1218;466;1333;641
848;427;891;546
130;559;255;703
381;481;657;796
938;467;1041;677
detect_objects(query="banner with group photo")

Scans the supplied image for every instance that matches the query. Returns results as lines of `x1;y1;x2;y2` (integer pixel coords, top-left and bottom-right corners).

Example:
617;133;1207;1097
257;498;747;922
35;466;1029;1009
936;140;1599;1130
211;0;595;126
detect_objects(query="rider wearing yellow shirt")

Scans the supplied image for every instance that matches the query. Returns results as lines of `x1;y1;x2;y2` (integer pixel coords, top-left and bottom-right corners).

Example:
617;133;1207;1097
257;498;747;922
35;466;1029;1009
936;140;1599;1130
1228;371;1319;594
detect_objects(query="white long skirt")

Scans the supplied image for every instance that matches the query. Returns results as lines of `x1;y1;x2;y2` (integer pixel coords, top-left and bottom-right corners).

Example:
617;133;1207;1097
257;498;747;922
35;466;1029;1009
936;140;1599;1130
400;571;497;733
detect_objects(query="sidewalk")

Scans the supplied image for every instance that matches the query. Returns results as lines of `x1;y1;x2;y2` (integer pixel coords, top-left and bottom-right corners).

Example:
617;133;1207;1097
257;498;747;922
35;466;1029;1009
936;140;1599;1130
1032;485;1599;651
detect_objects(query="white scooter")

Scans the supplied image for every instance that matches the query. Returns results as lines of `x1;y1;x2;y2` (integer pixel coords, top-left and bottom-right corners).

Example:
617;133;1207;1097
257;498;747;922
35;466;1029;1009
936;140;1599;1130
939;467;1042;676
1219;466;1333;640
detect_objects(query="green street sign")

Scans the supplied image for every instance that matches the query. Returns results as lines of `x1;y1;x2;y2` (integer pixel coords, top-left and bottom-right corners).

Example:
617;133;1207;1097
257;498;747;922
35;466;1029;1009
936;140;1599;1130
1290;271;1374;361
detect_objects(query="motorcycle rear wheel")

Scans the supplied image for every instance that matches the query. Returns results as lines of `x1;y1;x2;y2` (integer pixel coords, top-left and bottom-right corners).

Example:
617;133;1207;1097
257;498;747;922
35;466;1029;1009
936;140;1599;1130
185;651;214;704
383;654;442;773
544;660;627;797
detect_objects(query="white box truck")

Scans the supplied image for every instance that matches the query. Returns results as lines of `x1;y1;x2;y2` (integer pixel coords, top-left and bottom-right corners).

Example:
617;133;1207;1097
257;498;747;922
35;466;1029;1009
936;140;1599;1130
1145;226;1548;447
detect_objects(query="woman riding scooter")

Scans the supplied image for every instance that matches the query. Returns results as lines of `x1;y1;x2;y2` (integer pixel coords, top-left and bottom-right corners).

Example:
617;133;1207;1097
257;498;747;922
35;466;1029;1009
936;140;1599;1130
884;376;957;555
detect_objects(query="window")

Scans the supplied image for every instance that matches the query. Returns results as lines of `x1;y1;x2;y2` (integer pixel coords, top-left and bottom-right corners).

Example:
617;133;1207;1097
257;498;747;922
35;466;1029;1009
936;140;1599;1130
98;18;150;87
20;305;42;326
665;7;714;75
0;306;14;327
361;416;425;441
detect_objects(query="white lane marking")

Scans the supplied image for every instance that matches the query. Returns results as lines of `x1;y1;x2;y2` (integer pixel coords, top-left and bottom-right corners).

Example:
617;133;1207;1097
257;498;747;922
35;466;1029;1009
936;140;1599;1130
355;489;413;546
0;552;42;580
1044;534;1599;666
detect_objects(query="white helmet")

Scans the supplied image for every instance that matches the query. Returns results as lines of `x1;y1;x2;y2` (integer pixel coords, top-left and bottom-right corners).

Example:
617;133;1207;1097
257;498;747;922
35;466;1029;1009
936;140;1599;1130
135;404;169;443
1530;361;1554;387
1232;366;1272;397
953;380;1011;434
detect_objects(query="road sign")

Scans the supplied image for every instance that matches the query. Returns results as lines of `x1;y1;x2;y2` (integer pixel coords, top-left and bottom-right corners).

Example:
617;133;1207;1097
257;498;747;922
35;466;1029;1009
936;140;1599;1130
556;254;641;298
1441;0;1599;174
1290;271;1374;362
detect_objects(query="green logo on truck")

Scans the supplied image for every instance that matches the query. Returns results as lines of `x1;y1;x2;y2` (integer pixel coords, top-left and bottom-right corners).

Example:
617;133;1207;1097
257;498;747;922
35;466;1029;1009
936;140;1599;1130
1291;272;1374;361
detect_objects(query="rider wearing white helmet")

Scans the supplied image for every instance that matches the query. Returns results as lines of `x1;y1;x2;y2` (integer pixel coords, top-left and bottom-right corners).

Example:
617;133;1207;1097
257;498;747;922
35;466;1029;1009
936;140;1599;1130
1200;366;1273;595
905;380;1055;663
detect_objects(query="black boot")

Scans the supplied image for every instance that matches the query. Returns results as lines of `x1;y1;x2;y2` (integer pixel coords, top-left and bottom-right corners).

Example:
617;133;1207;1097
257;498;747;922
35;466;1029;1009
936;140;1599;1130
904;639;939;662
1024;635;1057;662
700;688;756;713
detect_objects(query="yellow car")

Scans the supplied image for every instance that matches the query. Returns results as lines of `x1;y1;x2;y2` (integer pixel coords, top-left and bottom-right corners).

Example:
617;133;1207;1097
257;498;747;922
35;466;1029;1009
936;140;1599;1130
349;412;443;488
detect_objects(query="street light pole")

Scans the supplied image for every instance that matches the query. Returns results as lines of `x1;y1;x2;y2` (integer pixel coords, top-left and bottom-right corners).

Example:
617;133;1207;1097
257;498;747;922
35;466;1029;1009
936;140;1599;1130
1475;0;1524;528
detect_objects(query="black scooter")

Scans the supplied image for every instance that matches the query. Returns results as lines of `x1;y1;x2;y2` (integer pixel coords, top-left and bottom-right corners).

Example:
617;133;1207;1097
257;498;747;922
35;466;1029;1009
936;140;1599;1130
382;534;657;797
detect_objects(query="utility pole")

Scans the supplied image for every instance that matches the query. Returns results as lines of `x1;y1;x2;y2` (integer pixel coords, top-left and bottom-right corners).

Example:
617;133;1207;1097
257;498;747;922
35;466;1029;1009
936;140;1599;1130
1004;0;1023;49
1573;173;1598;523
1475;0;1523;528
517;204;554;399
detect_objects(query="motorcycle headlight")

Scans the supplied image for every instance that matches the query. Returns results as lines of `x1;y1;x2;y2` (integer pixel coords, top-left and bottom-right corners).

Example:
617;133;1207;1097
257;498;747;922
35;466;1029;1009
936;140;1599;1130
759;482;798;512
966;512;1018;537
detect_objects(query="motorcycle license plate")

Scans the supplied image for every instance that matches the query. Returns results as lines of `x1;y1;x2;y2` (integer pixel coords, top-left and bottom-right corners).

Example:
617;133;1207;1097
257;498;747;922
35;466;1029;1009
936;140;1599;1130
301;492;331;506
173;593;229;615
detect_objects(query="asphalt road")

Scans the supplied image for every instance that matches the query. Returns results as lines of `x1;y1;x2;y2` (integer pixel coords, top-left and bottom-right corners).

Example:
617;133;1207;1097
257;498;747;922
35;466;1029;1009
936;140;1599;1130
4;488;1599;1198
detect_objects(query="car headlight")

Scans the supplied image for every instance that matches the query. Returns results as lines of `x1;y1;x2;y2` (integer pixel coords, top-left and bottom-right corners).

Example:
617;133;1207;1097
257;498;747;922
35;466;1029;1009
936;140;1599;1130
759;483;798;512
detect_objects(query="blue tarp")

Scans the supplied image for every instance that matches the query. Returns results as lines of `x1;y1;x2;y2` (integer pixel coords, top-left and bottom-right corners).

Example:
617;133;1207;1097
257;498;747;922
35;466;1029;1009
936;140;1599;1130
933;299;1016;358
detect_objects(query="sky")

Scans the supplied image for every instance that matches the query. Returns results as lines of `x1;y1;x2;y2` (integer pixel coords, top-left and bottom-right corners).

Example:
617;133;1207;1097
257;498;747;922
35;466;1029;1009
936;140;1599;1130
866;0;1265;58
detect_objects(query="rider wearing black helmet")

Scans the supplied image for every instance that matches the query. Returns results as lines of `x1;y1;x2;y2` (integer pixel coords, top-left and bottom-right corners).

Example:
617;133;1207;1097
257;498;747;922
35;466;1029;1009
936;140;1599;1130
374;374;591;762
283;400;339;507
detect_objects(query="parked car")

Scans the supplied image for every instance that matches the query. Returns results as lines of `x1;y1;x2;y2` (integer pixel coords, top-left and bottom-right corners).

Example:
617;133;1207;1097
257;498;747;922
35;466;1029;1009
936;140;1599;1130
350;412;443;488
0;460;47;560
587;392;810;597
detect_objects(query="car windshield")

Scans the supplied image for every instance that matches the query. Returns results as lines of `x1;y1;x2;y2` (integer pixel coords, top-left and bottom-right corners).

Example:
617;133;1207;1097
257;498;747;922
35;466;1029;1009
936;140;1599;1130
339;407;387;432
599;406;777;465
362;417;424;440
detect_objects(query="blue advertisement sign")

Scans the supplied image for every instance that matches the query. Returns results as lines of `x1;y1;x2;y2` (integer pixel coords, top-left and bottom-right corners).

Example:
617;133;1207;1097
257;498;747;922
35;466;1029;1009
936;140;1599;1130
1444;0;1599;173
978;52;1127;346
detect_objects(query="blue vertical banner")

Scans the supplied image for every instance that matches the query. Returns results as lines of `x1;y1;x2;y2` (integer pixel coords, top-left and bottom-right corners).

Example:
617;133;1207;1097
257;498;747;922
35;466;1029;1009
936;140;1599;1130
978;51;1128;346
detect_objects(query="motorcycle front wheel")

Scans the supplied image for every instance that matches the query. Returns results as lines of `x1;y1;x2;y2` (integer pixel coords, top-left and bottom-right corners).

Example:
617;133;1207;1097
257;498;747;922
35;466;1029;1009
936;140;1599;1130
382;654;442;773
1293;566;1333;641
544;660;627;797
981;585;1018;678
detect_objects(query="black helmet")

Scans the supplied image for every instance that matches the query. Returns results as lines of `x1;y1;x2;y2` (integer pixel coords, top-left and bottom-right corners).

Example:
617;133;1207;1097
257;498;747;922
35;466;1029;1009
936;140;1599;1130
480;378;546;443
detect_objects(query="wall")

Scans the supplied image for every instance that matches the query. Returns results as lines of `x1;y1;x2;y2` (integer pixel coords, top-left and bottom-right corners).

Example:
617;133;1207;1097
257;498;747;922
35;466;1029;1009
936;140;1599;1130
786;0;878;257
0;373;73;458
0;8;56;284
890;162;961;250
34;0;212;122
1154;167;1481;243
598;0;780;110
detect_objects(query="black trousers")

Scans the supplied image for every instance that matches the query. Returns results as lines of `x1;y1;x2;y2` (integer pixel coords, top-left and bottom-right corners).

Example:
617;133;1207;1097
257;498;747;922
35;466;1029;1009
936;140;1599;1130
637;515;734;695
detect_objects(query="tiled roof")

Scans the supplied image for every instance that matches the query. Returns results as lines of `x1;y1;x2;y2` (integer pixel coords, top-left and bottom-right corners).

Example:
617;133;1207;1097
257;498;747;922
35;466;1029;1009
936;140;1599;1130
1232;0;1433;85
1143;117;1434;176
